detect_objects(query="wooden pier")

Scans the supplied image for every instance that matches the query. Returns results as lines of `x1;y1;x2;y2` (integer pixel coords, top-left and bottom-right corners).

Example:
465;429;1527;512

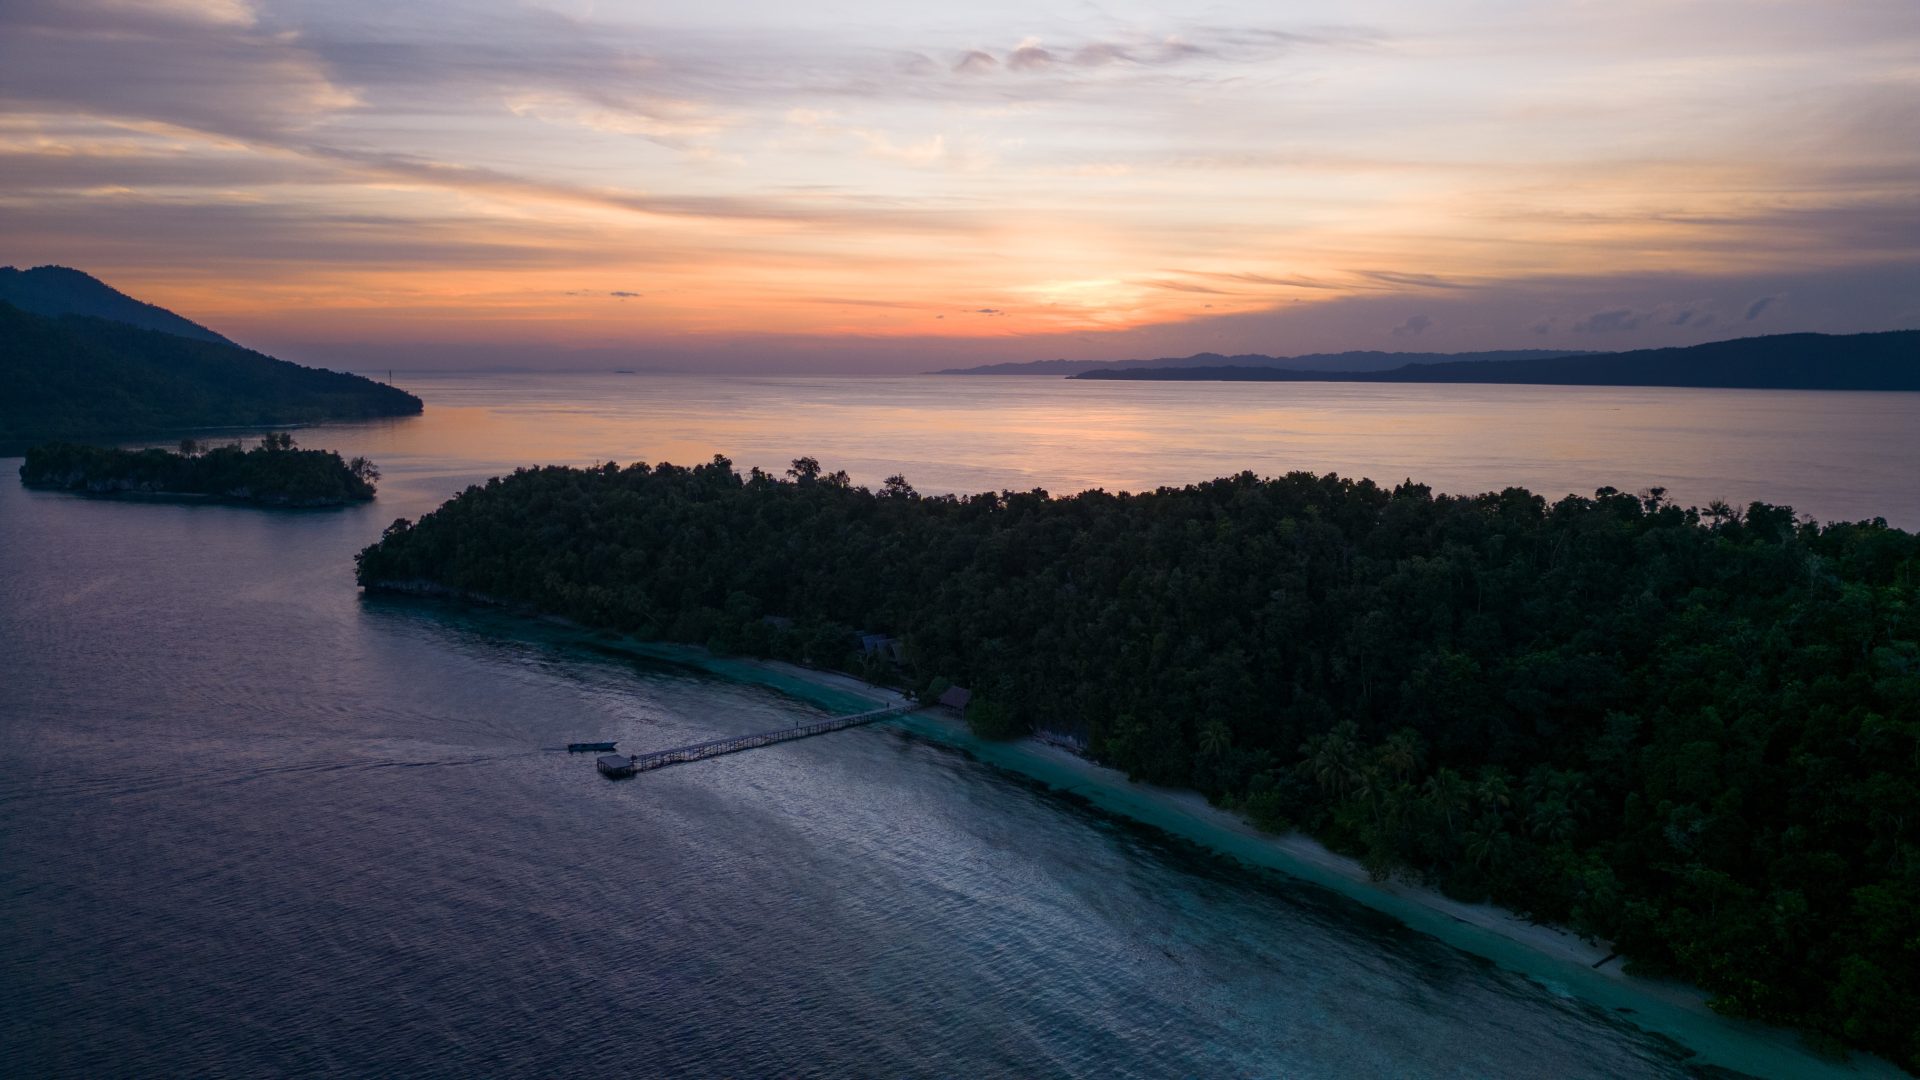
597;703;913;777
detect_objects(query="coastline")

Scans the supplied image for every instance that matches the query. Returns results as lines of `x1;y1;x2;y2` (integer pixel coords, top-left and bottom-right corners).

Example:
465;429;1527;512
18;484;370;509
1012;725;1630;972
353;603;1901;1079
702;654;1651;978
660;650;1900;1080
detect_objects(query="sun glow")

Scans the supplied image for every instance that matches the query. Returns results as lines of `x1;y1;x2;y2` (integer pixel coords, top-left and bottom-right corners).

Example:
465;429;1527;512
3;0;1917;369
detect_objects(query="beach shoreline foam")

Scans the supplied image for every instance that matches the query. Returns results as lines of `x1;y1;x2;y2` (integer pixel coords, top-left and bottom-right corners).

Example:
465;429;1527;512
663;650;1899;1079
422;617;1900;1079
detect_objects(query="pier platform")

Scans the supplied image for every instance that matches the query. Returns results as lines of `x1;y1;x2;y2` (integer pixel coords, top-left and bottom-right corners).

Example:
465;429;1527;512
597;703;913;777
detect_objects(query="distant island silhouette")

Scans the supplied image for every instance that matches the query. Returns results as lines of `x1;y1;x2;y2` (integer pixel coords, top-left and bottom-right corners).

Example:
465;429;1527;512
934;348;1594;377
1;264;234;344
21;434;380;507
1067;330;1920;391
0;266;421;450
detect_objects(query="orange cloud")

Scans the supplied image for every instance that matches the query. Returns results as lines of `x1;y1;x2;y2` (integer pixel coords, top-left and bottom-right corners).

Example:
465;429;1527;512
0;1;1915;368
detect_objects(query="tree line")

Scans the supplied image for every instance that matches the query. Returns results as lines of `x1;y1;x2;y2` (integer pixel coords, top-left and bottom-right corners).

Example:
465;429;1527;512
355;455;1919;1068
22;434;379;505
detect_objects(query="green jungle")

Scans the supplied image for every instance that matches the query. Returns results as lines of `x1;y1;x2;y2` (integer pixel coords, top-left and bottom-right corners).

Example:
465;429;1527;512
354;456;1920;1068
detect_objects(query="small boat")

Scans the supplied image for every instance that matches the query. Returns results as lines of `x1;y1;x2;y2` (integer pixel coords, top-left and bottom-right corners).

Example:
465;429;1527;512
597;754;637;778
568;741;618;752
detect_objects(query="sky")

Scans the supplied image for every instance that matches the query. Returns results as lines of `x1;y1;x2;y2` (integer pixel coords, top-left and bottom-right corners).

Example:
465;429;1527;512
2;0;1918;372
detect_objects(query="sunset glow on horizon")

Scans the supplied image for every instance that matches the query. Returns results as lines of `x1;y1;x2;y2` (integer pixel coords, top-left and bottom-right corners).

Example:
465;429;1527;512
3;0;1918;371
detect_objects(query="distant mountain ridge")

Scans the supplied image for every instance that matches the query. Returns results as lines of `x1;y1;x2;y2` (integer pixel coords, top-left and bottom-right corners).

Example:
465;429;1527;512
1068;331;1920;391
933;348;1596;376
0;265;234;345
1;269;422;449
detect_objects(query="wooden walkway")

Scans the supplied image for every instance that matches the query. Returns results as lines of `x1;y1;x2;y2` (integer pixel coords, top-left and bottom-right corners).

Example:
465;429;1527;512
602;703;914;776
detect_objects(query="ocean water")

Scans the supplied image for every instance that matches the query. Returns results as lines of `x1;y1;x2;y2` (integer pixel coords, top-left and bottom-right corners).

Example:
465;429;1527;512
3;375;1914;1077
374;372;1920;526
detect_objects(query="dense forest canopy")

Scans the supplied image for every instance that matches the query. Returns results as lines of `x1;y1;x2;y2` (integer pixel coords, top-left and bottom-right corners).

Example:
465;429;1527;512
356;457;1920;1067
0;301;420;448
22;435;379;506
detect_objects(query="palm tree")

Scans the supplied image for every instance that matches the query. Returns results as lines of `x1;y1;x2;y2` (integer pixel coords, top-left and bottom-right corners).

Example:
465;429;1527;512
1475;767;1514;817
1351;762;1385;811
1530;796;1576;845
1301;720;1363;799
1523;767;1588;845
1423;767;1470;835
1198;719;1233;758
1378;728;1424;781
1464;813;1511;871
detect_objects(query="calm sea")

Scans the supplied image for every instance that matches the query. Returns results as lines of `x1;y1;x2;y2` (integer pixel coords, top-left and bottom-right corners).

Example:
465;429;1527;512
376;373;1920;525
3;375;1914;1077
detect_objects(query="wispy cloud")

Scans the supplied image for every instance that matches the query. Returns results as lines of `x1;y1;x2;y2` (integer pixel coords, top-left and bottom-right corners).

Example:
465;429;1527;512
1572;308;1647;333
1;0;1915;368
952;50;997;75
1356;270;1475;291
1189;271;1342;290
809;296;924;308
1007;43;1057;72
1141;279;1233;295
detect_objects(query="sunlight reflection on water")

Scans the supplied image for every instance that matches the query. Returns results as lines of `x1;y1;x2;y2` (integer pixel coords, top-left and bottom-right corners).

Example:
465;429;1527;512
313;373;1918;526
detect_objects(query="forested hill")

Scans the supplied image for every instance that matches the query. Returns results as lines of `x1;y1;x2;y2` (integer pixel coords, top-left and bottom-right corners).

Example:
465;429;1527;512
1071;330;1920;390
0;265;233;344
0;301;421;448
356;457;1920;1068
